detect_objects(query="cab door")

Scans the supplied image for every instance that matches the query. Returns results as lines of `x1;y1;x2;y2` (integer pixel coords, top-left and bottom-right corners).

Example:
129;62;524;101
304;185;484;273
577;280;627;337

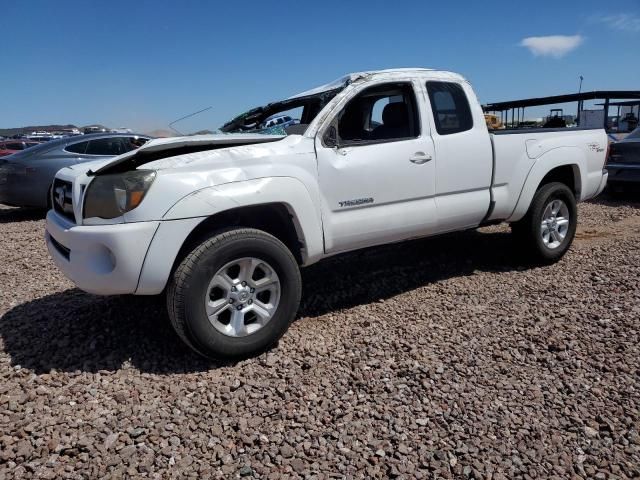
315;80;437;254
425;80;493;232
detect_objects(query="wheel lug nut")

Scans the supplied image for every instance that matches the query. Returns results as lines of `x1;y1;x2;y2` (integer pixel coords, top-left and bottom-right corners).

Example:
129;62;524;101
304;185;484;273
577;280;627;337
241;281;247;287
250;288;255;293
248;299;253;305
228;299;234;304
236;305;242;311
231;286;236;292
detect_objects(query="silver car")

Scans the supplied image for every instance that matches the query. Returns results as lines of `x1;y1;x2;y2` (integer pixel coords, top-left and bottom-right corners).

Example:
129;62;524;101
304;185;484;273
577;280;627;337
0;133;150;208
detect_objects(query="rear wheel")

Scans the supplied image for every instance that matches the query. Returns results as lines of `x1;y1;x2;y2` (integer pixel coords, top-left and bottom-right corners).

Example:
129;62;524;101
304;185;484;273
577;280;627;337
511;182;577;263
167;228;302;359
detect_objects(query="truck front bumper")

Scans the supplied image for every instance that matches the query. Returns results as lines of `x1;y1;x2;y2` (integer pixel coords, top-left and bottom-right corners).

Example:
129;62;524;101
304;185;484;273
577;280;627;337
45;210;159;295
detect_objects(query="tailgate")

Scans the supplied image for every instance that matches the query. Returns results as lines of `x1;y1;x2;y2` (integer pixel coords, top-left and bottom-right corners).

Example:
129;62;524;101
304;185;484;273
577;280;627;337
608;142;640;165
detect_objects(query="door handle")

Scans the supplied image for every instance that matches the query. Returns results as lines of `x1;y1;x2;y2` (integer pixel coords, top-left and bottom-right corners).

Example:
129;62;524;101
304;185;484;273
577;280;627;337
410;152;432;164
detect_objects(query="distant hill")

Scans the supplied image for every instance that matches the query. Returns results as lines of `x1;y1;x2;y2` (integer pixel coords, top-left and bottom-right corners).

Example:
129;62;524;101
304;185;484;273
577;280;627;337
145;129;177;138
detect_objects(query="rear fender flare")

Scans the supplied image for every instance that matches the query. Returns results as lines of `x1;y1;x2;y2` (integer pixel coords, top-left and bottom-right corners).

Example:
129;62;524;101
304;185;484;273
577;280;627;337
508;147;585;222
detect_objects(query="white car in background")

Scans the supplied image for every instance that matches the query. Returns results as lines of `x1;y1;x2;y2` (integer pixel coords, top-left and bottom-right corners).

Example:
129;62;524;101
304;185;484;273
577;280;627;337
0;134;150;208
45;68;608;359
261;115;298;129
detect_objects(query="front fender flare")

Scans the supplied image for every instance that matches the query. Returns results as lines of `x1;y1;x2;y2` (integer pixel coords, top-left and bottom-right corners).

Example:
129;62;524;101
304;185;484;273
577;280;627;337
135;177;323;295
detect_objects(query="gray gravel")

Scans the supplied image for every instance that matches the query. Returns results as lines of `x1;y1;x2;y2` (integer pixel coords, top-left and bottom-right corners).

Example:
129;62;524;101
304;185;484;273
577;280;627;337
1;194;639;479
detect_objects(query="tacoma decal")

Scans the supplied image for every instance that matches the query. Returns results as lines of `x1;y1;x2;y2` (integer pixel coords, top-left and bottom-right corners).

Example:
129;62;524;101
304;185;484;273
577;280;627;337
338;197;374;208
588;142;605;153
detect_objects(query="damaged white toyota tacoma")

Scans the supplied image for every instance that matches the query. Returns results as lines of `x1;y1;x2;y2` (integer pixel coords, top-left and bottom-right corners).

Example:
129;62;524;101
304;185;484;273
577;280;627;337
45;68;609;359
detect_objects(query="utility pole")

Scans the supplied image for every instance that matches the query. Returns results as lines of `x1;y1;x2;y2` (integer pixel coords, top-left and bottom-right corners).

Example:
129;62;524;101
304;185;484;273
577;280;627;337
576;75;584;126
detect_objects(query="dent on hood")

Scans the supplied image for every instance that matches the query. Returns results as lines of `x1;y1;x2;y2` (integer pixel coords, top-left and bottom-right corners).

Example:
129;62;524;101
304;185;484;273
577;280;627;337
90;134;286;176
142;141;285;171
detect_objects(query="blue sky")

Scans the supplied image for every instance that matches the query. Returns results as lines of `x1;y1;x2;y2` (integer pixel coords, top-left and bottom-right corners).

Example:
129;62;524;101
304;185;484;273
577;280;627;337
2;0;639;133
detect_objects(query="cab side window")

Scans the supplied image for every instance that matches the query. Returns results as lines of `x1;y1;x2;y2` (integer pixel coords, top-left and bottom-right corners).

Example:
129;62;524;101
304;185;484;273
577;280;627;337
426;81;473;135
336;83;420;145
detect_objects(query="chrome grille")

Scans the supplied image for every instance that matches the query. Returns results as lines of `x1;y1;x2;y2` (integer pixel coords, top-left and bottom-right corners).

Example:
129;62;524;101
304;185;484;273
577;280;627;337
52;178;75;223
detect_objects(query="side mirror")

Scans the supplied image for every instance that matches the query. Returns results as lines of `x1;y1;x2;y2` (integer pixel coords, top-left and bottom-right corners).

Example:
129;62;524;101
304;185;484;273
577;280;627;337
324;125;338;148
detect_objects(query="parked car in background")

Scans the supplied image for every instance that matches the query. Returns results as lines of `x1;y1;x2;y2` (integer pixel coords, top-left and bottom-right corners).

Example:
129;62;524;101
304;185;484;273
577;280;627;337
261;115;298;129
52;128;82;137
0;140;40;157
0;133;150;208
83;126;107;134
26;131;54;142
607;126;640;191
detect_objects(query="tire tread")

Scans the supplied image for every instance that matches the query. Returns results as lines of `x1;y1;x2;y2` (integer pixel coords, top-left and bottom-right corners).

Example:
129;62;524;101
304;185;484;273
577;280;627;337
167;228;300;358
511;182;577;263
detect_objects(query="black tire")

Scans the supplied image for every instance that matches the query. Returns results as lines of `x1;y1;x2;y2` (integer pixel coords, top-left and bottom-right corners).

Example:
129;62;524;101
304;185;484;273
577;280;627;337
511;182;577;263
167;228;302;359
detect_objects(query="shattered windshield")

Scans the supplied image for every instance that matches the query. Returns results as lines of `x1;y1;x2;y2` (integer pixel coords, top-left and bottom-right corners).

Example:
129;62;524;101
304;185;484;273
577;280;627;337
220;84;346;135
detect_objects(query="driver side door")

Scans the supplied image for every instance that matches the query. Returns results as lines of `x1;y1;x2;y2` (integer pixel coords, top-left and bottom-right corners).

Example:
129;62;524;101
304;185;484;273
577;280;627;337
315;80;437;254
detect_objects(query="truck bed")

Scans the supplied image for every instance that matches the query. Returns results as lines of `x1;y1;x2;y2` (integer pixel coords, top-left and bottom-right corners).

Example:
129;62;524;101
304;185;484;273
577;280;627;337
488;127;608;222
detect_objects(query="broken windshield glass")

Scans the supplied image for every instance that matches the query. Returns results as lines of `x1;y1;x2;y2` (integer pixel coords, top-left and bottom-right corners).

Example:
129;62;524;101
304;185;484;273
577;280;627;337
220;85;346;135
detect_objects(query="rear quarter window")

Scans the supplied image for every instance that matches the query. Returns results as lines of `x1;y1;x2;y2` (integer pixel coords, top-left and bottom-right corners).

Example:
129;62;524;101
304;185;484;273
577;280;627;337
65;141;89;154
426;81;473;135
86;138;126;156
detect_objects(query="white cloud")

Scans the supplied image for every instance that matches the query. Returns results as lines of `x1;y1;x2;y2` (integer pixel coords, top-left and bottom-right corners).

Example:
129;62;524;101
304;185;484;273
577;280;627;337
519;35;584;58
600;13;640;32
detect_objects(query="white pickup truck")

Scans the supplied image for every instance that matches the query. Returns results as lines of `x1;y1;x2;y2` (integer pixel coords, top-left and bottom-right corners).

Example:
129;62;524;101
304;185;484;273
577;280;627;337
46;68;608;359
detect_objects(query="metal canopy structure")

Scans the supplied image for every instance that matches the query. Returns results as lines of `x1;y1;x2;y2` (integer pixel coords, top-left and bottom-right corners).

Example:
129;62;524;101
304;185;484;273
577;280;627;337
595;100;640;107
482;90;640;132
483;91;640;111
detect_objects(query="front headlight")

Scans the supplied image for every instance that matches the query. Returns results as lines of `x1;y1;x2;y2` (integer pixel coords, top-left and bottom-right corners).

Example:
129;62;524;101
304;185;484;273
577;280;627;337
83;170;156;219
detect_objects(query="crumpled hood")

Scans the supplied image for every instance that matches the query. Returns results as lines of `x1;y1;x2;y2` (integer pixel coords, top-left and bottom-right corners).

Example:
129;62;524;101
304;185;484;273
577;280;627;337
91;133;285;175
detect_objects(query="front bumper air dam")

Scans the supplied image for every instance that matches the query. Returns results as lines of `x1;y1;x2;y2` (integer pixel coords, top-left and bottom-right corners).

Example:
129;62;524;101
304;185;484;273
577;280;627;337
45;210;159;295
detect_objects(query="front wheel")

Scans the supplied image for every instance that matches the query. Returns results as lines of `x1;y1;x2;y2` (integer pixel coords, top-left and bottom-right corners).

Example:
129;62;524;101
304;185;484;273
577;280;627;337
167;228;302;359
511;182;577;263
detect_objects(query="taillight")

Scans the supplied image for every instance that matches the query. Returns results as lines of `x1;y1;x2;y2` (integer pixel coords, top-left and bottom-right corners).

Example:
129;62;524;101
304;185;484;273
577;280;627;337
605;142;612;165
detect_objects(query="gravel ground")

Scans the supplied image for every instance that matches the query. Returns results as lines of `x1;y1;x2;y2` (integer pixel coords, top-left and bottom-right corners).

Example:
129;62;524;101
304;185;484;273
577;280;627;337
0;194;639;479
